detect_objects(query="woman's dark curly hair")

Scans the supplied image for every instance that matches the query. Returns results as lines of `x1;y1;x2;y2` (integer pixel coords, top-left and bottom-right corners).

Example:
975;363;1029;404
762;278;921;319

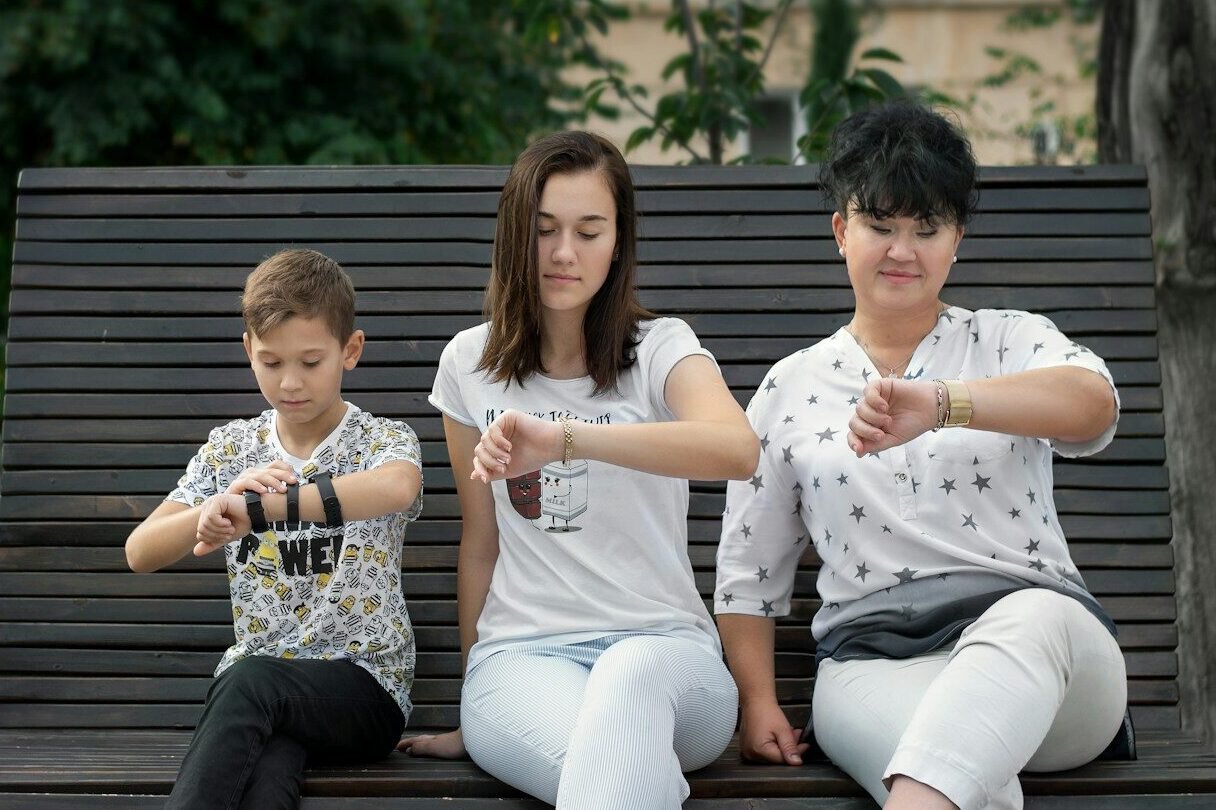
819;101;978;226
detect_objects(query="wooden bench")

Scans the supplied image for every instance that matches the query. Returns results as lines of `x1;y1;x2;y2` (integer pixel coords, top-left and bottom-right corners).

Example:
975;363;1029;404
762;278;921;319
1;164;1213;808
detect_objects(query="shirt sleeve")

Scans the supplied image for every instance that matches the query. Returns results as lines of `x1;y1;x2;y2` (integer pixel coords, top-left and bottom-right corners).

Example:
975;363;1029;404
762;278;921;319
428;330;477;427
715;370;808;618
637;318;719;419
999;311;1120;458
165;426;227;506
364;418;424;522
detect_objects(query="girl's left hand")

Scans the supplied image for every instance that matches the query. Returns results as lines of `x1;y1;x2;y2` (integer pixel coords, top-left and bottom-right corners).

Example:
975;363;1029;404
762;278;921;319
471;409;564;483
847;378;939;456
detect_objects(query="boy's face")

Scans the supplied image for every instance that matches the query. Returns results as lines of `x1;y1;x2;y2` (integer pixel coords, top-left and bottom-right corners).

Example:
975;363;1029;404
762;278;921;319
243;316;364;433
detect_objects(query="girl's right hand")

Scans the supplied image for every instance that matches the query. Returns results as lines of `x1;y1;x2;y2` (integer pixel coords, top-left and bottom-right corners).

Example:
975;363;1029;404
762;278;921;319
224;460;297;495
397;727;467;759
471;409;563;483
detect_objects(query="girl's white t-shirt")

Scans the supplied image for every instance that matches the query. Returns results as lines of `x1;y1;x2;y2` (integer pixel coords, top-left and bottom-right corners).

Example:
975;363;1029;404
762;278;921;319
430;317;722;672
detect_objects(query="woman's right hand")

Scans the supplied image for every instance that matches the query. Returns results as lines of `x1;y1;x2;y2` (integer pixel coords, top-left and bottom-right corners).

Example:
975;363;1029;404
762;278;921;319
396;727;467;759
738;700;809;766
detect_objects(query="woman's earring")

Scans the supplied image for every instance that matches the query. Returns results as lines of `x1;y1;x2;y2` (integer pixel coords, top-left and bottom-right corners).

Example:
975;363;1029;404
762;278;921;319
952;255;958;263
838;247;845;257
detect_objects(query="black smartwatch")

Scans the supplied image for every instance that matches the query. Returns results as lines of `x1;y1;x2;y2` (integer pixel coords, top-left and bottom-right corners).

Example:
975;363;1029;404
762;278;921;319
312;471;343;528
285;481;300;528
243;490;270;534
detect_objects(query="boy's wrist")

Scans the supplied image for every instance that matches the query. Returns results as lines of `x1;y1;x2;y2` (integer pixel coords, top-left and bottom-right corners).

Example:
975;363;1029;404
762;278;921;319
242;491;269;533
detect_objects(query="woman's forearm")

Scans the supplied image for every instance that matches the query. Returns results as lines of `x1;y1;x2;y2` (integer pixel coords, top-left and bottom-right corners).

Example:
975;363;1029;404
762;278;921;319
964;366;1116;443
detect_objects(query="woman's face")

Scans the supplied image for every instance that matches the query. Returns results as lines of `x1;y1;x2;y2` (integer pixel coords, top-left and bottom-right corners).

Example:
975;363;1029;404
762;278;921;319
535;170;618;320
833;206;963;315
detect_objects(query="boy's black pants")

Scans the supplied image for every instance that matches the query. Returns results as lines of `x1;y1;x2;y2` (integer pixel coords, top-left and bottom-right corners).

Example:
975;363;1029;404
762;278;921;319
166;655;405;809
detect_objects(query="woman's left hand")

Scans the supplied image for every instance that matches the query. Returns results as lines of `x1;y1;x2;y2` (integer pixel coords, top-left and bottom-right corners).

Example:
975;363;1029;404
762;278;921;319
471;409;564;483
847;378;939;457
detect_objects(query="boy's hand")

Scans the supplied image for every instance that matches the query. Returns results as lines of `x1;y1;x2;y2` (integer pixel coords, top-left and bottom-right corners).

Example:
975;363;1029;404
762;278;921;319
193;493;253;556
397;728;466;759
224;460;297;495
471;409;563;483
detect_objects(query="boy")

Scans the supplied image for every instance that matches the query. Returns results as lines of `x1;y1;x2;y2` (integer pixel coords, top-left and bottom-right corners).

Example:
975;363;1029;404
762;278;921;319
125;249;423;809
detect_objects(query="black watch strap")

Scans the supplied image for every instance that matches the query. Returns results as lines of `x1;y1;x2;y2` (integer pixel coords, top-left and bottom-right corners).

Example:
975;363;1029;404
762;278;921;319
285;482;300;528
312;472;343;528
244;490;269;534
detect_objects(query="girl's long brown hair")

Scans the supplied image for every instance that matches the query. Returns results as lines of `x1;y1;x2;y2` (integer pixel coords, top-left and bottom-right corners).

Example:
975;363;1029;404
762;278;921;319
476;131;651;396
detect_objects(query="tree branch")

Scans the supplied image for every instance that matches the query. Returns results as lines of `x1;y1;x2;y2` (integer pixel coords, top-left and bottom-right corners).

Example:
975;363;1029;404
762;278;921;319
676;0;707;96
746;0;795;89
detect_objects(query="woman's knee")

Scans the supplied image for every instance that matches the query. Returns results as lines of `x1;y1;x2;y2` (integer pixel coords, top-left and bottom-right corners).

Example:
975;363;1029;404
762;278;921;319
958;588;1097;656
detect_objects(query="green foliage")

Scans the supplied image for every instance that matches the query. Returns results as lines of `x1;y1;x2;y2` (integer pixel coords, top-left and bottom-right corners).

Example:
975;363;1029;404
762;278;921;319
977;2;1102;163
583;0;796;164
0;0;605;352
797;0;910;161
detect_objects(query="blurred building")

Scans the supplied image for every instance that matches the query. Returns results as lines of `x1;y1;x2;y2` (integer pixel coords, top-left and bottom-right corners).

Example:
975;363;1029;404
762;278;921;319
571;0;1099;165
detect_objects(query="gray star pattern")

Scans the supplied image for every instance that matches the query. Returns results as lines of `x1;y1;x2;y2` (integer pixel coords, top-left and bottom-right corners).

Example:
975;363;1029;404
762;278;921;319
782;445;795;464
816;428;838;444
1029;558;1046;572
749;474;764;492
837;473;849;486
849;504;866;523
940;478;957;495
722;593;735;605
854;562;871;582
761;600;775;616
756;566;769;582
1025;538;1040;553
764;377;778;392
894;567;918;584
972;473;991;493
961;513;979;531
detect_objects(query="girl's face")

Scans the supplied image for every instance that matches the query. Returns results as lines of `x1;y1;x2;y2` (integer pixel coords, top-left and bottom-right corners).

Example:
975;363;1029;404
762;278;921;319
535;170;618;320
833;206;964;315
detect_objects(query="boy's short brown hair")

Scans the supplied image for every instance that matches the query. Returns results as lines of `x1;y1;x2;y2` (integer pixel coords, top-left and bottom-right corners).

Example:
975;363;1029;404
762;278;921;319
242;249;356;341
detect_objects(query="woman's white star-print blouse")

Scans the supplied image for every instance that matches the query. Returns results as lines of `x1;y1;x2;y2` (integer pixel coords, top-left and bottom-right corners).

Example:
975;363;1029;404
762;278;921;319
715;307;1119;656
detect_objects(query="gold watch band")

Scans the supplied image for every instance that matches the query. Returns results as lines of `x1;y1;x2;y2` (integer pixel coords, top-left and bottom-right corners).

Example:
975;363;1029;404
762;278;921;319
559;415;574;465
940;379;973;427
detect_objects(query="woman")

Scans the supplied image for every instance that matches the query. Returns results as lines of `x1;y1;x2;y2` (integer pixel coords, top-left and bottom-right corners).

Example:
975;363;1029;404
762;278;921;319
715;102;1127;810
400;130;759;809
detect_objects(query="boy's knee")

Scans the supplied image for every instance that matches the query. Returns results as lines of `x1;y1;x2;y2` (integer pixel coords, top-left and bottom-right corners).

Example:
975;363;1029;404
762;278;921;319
208;655;283;708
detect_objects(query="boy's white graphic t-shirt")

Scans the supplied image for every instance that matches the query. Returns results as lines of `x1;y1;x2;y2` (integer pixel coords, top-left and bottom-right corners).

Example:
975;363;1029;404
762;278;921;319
430;318;722;672
167;402;423;717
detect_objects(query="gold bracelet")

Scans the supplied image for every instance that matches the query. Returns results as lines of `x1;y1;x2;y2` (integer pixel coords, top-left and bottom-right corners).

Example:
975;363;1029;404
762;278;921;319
938;379;973;427
932;381;947;431
559;415;574;465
